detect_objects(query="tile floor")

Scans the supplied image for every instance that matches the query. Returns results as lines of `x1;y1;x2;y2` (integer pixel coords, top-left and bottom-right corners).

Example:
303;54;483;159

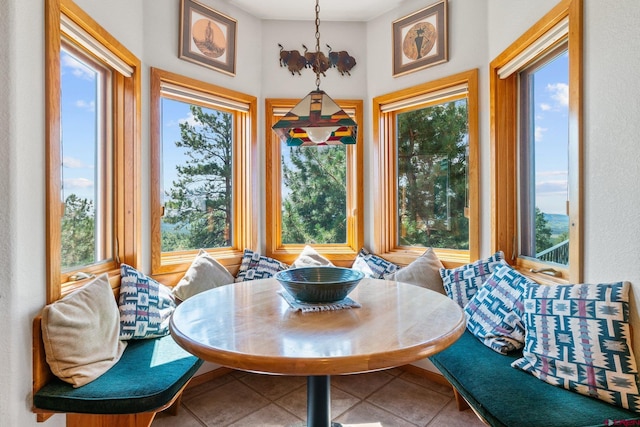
152;368;485;427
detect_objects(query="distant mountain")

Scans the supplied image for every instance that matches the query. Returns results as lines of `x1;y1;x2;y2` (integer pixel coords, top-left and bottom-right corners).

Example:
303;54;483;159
543;213;569;237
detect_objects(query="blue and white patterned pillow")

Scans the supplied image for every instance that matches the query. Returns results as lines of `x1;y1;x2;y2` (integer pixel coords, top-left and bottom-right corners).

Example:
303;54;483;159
464;262;532;354
351;248;398;279
440;251;504;308
235;249;289;282
512;281;640;412
118;264;176;340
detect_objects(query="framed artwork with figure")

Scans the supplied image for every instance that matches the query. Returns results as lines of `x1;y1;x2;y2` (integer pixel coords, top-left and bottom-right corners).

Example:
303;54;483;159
180;0;237;76
392;0;448;77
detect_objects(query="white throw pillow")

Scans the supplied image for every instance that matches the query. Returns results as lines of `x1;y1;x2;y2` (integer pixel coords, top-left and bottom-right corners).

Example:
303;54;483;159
384;248;446;294
172;249;234;302
291;245;334;268
41;274;127;387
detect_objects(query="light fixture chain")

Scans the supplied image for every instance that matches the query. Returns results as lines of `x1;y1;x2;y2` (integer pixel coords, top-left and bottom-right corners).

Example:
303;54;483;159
314;0;321;90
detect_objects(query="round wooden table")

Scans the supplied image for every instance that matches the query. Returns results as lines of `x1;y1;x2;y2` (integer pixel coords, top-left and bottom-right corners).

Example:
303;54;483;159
170;277;465;427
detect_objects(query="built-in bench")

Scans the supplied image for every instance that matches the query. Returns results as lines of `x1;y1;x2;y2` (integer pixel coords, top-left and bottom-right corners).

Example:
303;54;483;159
430;330;640;427
32;315;203;427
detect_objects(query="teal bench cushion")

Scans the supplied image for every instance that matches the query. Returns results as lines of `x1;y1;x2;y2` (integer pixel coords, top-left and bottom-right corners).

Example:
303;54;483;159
34;335;203;414
430;330;640;427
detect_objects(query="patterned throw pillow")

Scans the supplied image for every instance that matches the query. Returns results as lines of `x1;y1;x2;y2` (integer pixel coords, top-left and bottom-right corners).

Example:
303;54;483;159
464;262;532;354
235;249;289;282
512;281;640;412
439;251;504;308
118;264;176;340
351;248;398;279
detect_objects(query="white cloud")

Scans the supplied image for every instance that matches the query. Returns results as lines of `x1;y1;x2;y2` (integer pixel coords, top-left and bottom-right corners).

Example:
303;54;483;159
535;126;547;142
63;177;94;189
61;53;95;80
75;99;95;112
536;179;568;195
178;112;202;128
540;103;551;111
547;83;569;107
63;156;93;169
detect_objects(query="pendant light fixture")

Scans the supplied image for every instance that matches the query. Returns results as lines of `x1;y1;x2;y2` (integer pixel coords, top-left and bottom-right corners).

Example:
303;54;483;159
271;0;357;146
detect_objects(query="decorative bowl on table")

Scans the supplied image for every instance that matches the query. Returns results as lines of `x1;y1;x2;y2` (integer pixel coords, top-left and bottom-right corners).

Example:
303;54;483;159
275;266;365;303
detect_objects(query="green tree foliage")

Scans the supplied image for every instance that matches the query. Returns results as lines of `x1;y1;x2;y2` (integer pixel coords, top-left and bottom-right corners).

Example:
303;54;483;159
535;207;553;252
281;145;347;244
162;105;233;252
396;100;469;249
61;194;95;269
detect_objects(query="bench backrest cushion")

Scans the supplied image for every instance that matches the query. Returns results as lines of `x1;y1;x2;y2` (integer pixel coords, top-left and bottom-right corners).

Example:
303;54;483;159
41;273;127;388
464;262;532;354
513;281;640;412
119;264;176;340
172;249;235;302
440;251;504;308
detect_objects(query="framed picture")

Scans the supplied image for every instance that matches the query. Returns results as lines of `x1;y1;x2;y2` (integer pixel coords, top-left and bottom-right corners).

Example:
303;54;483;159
179;0;237;76
392;0;448;77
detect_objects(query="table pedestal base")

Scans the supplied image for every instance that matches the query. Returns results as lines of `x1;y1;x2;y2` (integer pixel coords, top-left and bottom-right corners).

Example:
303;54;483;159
306;375;341;427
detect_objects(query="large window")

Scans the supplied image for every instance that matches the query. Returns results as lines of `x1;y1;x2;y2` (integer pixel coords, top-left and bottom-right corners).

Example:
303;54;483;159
46;0;140;302
491;0;582;282
265;99;363;266
150;68;257;278
373;70;479;266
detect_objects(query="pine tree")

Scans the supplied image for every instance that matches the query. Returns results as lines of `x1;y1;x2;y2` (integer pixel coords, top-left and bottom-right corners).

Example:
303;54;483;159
61;194;95;268
281;145;347;244
162;105;233;251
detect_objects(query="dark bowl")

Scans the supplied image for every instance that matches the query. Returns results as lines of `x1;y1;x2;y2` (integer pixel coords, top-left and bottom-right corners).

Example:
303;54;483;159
275;266;365;303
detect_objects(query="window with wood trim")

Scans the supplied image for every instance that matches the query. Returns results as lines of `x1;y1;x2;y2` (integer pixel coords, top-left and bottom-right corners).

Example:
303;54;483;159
491;0;582;283
264;99;364;267
372;70;479;267
150;68;257;279
45;0;141;302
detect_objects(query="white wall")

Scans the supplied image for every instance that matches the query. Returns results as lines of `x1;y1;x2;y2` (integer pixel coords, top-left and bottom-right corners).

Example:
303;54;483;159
3;0;640;424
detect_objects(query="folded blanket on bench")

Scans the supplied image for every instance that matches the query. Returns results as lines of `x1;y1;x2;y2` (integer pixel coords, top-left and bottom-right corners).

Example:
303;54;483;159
34;334;203;414
430;331;640;427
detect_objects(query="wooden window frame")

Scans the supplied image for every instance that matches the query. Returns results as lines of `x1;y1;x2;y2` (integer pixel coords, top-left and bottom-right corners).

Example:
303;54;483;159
150;68;258;282
490;0;583;283
264;99;364;267
372;69;480;267
45;0;141;303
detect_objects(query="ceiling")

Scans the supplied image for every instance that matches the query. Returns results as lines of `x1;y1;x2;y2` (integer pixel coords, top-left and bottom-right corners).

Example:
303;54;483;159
223;0;402;22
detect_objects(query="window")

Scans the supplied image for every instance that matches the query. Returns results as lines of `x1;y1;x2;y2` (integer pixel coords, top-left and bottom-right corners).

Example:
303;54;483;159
150;68;257;277
372;70;479;266
491;0;582;282
264;99;363;266
46;0;140;302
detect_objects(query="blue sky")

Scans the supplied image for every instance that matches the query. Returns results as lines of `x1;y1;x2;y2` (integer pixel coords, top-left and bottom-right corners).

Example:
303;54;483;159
60;49;569;217
531;51;569;215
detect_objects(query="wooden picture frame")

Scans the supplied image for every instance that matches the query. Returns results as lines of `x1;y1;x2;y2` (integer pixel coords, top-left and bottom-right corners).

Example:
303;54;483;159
392;0;448;77
179;0;236;76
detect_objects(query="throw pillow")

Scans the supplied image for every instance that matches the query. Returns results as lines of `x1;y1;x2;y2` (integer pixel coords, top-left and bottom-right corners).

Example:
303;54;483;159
464;262;532;354
119;264;176;340
439;251;504;308
41;273;127;387
512;281;640;412
291;245;334;268
172;249;234;302
235;249;289;282
351;248;398;279
383;248;446;294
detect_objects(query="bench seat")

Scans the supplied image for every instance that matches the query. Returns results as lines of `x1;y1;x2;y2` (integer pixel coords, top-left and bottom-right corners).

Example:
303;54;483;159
430;330;640;427
34;334;203;415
